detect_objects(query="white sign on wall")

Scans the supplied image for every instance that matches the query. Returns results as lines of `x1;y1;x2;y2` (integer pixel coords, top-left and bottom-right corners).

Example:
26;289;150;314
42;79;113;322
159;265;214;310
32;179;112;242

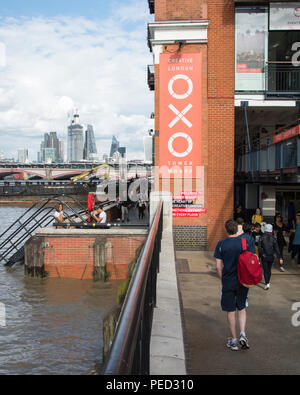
270;2;300;30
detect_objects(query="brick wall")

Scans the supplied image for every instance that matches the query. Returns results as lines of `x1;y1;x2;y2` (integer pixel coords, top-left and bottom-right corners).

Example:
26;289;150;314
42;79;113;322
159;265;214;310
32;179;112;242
153;0;235;250
207;0;235;249
43;235;145;280
155;0;208;20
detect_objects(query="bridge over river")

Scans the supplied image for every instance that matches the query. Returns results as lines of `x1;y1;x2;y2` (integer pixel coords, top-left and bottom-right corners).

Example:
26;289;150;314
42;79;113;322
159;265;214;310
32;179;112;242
0;162;151;180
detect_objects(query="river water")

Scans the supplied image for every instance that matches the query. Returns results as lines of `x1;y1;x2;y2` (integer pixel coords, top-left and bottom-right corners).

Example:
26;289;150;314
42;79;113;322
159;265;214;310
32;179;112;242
0;206;120;375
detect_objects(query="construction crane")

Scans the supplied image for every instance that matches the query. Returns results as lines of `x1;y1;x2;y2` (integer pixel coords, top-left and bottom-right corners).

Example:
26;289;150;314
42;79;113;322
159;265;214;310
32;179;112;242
71;163;110;183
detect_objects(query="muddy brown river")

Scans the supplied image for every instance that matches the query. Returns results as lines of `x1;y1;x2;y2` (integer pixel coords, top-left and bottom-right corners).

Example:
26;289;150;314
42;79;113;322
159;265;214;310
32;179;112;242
0;206;120;375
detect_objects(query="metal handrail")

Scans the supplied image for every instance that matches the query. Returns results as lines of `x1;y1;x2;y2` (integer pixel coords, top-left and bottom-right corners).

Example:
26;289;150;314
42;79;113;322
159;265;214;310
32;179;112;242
103;201;163;375
0;195;94;265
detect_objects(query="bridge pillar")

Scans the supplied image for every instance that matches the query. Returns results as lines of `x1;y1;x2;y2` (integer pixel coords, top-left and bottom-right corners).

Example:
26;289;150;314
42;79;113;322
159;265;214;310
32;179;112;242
45;168;53;180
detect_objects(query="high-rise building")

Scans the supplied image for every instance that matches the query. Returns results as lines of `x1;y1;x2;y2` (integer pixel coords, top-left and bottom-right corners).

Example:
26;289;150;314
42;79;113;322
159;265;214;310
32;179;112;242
118;147;126;159
143;136;153;164
84;125;97;160
67;112;84;162
58;140;65;163
39;131;63;163
110;136;120;158
43;148;56;164
18;149;29;163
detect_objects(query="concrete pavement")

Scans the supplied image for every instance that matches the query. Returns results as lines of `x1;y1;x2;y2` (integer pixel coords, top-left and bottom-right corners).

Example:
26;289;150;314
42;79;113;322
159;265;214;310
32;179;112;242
177;251;300;375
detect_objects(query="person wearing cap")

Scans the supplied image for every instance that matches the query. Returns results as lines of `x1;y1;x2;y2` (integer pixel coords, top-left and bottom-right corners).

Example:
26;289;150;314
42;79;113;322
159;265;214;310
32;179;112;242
258;224;282;290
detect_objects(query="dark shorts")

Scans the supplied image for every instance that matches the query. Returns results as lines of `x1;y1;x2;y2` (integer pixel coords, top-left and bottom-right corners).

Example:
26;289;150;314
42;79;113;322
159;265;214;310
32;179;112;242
221;285;249;312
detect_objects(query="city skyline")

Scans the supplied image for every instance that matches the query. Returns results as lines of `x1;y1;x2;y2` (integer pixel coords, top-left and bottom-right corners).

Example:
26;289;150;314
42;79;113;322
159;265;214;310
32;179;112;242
0;0;154;161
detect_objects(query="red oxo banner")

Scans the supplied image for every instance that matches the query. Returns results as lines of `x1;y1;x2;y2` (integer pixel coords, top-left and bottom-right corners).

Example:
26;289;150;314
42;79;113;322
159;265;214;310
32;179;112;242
159;53;202;178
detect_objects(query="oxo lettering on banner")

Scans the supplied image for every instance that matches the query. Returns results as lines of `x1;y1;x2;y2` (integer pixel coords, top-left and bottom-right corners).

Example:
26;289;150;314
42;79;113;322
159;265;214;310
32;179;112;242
159;53;202;178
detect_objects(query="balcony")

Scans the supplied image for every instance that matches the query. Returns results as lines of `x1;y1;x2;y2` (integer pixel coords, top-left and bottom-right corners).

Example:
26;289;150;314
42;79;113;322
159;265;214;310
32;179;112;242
235;123;300;183
265;62;300;99
147;65;154;91
148;0;154;14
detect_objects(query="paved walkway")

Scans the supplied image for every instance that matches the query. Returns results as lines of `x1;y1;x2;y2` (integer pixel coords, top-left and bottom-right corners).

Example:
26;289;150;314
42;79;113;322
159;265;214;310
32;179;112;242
177;251;300;375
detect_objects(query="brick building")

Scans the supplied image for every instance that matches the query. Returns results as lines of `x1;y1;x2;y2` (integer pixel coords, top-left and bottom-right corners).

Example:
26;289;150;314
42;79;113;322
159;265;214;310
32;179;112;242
147;0;300;250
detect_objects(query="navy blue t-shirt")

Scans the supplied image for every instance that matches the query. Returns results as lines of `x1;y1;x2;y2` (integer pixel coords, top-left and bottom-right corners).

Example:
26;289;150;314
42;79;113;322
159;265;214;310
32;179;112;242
214;237;243;291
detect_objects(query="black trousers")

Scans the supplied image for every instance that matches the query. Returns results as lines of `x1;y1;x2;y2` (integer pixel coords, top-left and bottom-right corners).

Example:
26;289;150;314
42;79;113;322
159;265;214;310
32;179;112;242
291;245;300;265
261;256;274;284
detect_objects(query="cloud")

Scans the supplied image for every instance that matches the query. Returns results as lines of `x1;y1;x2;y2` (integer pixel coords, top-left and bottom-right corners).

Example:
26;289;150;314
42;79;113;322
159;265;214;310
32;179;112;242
0;1;154;160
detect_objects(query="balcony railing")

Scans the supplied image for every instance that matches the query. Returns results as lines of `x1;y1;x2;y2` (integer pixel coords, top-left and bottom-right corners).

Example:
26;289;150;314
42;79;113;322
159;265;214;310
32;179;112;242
148;0;154;14
147;65;155;91
265;62;300;98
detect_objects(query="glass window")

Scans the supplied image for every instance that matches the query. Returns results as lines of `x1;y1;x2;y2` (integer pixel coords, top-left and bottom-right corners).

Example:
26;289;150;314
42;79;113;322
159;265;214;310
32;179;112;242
235;7;268;91
282;137;297;168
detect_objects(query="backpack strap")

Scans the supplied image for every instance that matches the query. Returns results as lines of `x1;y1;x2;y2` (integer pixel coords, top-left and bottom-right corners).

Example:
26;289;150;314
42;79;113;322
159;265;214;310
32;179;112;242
241;237;247;252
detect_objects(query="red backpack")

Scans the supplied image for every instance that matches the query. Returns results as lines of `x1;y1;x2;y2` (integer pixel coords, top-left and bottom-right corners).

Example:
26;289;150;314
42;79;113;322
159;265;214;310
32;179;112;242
238;238;262;288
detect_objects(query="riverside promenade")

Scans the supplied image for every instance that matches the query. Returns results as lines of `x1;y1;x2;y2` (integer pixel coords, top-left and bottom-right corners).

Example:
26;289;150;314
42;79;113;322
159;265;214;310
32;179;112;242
149;194;300;375
177;251;300;375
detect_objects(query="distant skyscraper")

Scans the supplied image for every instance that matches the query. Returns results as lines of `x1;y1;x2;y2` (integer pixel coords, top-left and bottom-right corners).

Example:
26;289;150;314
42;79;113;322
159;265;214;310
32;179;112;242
144;136;153;163
110;136;120;158
84;125;97;160
18;149;29;163
58;140;65;163
67;112;84;162
40;131;62;163
118;147;126;158
43;148;56;163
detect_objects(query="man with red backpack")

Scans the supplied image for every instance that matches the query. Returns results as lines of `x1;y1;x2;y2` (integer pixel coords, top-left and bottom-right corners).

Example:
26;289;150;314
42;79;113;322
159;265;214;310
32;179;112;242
214;220;250;351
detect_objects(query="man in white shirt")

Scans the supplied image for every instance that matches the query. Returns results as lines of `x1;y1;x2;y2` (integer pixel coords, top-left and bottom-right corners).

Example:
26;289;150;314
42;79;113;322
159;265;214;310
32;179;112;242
91;207;107;224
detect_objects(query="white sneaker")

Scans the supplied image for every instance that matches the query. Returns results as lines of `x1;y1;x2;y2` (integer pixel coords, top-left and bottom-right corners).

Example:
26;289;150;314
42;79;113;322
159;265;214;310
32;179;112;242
280;266;285;272
264;283;270;290
226;337;239;351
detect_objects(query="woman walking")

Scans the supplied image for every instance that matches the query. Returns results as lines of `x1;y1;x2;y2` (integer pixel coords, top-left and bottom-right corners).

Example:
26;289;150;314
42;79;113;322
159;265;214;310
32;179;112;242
273;214;287;272
258;224;283;290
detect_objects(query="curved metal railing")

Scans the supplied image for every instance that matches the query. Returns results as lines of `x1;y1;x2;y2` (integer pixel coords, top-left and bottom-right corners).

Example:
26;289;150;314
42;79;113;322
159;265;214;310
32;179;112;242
0;195;89;266
102;201;163;375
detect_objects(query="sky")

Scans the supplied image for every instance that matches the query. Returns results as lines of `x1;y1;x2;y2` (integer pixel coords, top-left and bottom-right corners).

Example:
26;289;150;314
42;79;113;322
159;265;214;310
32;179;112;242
0;0;154;161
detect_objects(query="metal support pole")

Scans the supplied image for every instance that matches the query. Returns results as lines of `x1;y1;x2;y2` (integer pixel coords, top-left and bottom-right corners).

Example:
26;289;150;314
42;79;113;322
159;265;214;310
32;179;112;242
241;101;253;179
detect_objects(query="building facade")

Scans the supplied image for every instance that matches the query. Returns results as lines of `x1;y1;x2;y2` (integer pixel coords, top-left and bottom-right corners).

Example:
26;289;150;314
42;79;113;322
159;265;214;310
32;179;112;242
17;149;29;163
147;0;300;250
40;132;64;163
109;136;120;158
67;113;84;162
84;124;97;160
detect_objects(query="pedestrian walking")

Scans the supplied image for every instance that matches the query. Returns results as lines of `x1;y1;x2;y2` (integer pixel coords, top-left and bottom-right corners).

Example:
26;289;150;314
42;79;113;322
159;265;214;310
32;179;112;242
234;204;245;222
214;220;250;351
252;222;263;256
137;193;146;220
273;214;287;272
236;217;244;236
121;199;130;223
287;201;296;230
258;224;282;290
290;212;300;268
239;222;256;254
